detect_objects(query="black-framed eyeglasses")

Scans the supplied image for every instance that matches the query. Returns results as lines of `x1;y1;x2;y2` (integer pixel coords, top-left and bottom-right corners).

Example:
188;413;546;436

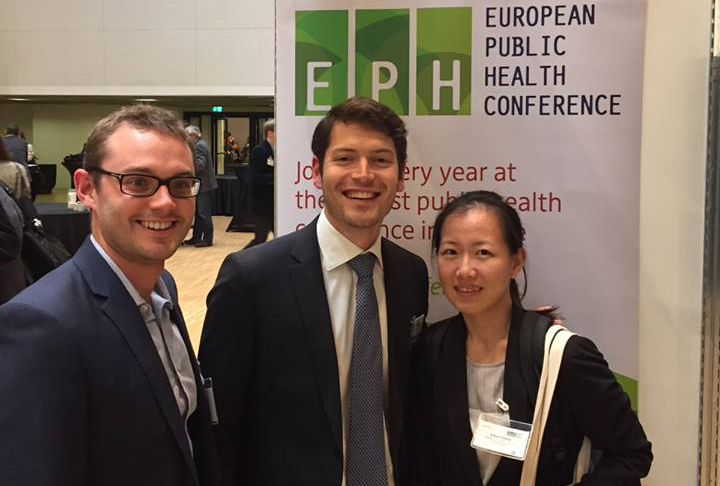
88;167;202;198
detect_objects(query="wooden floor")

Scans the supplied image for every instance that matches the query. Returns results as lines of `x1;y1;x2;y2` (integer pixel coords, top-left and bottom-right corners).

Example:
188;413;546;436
166;216;268;351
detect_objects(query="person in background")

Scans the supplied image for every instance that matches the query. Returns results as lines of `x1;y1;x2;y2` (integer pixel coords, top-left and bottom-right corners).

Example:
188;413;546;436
244;119;275;248
238;136;251;164
2;124;29;172
0;140;31;199
0;104;219;486
19;131;36;164
407;190;652;486
184;125;218;248
224;132;240;164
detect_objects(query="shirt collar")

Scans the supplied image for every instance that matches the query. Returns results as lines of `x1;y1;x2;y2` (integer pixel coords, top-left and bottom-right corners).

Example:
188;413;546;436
90;235;173;309
316;210;383;272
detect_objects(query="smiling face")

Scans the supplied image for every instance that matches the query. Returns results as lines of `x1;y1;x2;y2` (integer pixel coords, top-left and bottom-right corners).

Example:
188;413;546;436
75;123;195;276
312;122;404;248
437;206;525;321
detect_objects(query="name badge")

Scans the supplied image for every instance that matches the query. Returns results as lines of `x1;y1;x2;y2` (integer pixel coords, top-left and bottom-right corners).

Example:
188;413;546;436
266;156;274;167
470;412;532;461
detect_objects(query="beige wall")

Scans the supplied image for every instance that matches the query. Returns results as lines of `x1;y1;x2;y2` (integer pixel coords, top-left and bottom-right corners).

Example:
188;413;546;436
638;0;710;484
0;0;274;96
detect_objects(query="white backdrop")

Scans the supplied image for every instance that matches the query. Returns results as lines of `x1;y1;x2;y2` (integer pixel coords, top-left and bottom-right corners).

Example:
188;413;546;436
276;0;647;380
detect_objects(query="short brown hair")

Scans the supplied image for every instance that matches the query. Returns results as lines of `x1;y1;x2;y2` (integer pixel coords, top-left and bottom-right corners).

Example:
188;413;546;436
311;97;408;173
83;105;191;174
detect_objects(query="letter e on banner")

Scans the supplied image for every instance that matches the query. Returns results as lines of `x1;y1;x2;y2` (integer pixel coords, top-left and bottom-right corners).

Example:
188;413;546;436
295;10;348;115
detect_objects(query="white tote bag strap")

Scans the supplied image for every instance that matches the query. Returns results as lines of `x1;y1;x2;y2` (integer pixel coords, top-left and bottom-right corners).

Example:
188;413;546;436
519;324;574;486
573;435;592;483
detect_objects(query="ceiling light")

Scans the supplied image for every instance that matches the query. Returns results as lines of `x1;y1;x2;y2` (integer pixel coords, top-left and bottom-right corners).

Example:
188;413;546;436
8;98;29;101
135;98;158;102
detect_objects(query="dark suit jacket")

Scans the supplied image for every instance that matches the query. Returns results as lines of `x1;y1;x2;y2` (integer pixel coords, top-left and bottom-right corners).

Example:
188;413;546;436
407;308;652;486
0;186;26;304
2;135;28;168
247;140;274;216
0;238;219;486
195;139;218;193
199;219;429;486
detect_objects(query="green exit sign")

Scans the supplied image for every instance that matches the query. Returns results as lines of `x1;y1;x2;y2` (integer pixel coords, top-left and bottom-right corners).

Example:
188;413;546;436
211;105;224;112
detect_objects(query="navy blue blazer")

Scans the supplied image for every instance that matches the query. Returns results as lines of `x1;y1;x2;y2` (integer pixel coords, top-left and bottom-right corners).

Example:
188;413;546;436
247;140;274;216
0;238;219;486
199;219;429;486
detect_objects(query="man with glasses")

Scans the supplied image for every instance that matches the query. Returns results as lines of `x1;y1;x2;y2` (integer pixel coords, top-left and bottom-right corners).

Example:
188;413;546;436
0;105;219;486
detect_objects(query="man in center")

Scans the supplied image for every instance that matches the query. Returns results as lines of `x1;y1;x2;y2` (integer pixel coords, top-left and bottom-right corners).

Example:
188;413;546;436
199;97;428;486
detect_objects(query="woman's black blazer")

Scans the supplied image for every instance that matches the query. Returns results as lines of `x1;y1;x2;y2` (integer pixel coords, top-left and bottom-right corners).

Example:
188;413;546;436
405;307;652;486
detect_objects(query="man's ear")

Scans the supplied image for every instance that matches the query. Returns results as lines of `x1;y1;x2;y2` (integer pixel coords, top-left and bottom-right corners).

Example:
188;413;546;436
75;169;97;211
311;157;323;190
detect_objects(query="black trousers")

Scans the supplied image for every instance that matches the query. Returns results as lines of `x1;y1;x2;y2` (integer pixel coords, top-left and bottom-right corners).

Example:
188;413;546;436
192;191;214;243
244;212;273;249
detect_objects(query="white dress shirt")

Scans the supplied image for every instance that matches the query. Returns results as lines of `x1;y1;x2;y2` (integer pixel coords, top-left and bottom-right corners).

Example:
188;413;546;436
316;210;395;486
90;236;197;452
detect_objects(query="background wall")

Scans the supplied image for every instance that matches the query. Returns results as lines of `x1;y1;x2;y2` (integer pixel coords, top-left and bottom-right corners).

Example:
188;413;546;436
0;0;275;96
1;102;207;189
32;104;122;188
0;104;33;141
638;0;710;484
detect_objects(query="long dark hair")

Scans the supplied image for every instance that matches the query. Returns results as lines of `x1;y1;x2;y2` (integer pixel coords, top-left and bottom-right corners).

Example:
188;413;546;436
431;190;529;309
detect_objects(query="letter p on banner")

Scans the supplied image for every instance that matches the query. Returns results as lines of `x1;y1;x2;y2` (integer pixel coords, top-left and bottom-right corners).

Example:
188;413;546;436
355;9;410;115
295;10;348;115
417;7;472;115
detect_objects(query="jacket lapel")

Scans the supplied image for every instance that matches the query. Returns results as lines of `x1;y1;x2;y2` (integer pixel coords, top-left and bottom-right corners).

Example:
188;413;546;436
74;240;199;485
163;272;204;485
381;239;411;464
439;315;485;486
289;221;342;453
164;271;222;486
486;307;531;486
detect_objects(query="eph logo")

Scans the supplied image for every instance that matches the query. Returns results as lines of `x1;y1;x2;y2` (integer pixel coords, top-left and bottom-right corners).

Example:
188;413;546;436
295;8;471;116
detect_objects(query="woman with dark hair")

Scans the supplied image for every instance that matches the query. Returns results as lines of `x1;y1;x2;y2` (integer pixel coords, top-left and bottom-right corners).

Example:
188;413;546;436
0;141;31;199
407;190;651;486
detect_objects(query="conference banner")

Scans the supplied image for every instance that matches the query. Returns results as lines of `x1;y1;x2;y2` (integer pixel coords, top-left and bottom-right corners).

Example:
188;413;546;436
276;0;647;400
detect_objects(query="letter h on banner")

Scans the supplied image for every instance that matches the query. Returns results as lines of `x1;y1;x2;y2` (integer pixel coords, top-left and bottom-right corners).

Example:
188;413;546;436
295;7;472;116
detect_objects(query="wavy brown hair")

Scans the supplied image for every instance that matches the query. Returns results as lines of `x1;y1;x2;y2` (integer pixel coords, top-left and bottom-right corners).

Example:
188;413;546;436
311;96;408;174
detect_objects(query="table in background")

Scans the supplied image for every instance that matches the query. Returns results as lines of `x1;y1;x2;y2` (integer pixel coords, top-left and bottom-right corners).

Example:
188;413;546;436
213;166;255;232
212;174;237;216
35;203;90;255
29;164;57;195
